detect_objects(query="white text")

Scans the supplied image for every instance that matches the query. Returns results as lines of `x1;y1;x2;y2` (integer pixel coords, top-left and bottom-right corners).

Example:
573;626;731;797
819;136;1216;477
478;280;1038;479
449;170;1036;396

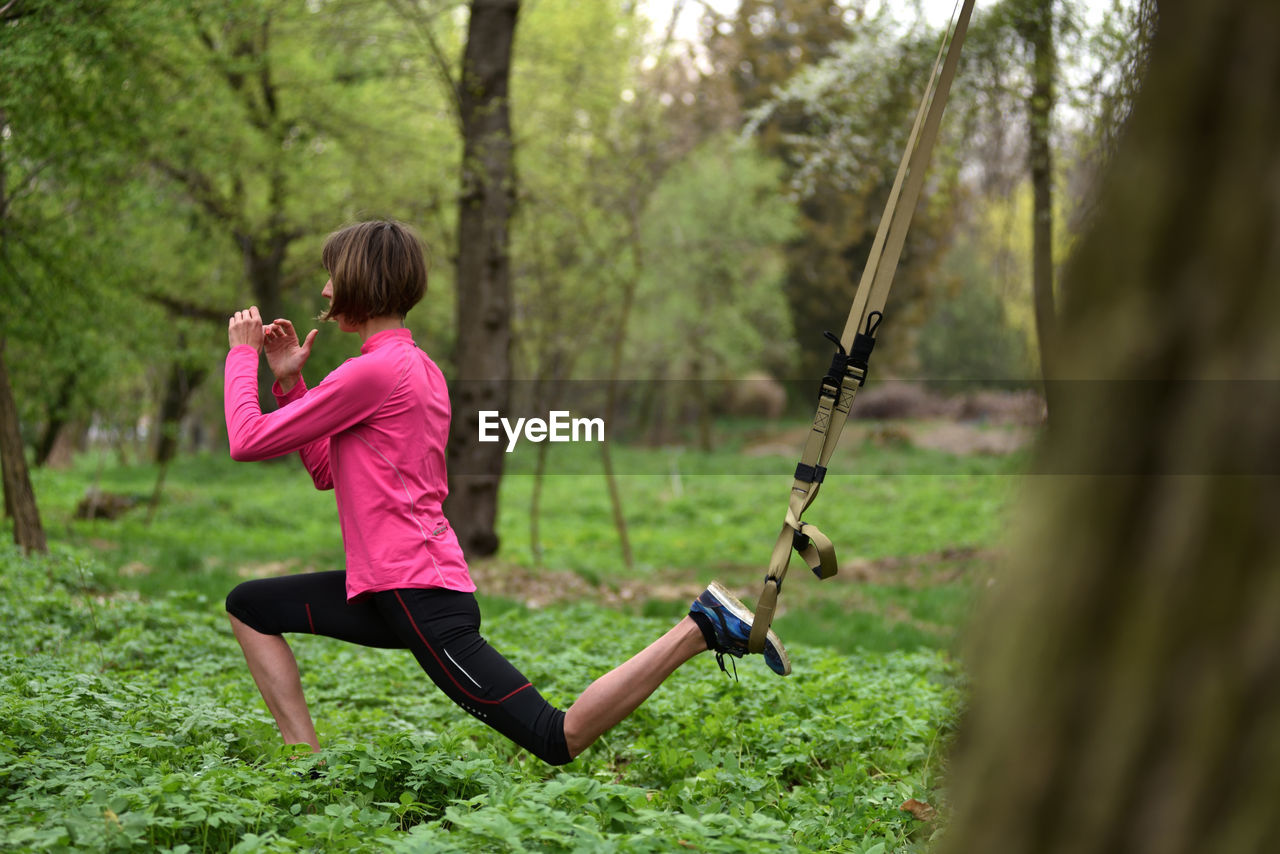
477;410;605;452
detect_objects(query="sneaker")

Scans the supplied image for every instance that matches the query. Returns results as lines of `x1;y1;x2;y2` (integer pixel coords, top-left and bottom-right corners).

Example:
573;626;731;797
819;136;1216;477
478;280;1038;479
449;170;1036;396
689;581;791;676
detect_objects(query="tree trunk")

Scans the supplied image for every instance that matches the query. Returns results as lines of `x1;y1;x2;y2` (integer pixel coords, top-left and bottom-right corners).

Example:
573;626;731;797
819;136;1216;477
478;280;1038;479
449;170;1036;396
596;208;646;572
241;221;292;408
34;371;76;467
155;342;208;466
939;2;1280;852
444;0;520;558
241;232;288;329
0;339;47;553
0;106;47;554
41;420;86;469
153;343;208;522
1026;0;1056;415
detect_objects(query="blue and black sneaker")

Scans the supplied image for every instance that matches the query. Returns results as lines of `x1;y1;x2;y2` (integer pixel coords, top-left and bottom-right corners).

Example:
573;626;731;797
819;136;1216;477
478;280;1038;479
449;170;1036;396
689;581;791;677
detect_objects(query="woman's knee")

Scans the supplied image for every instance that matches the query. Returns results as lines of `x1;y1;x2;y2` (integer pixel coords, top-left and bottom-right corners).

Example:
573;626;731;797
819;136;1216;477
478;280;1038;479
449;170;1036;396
527;731;574;767
537;712;574;766
225;579;252;615
225;579;273;633
541;749;574;767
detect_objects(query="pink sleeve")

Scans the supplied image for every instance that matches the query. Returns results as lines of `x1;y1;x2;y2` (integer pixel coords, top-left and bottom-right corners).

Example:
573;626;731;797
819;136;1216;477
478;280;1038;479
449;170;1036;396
272;377;333;490
224;346;393;476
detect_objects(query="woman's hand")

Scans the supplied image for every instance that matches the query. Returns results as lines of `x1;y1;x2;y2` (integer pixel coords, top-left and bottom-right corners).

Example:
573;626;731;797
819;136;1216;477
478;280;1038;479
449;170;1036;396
263;317;318;393
228;306;266;351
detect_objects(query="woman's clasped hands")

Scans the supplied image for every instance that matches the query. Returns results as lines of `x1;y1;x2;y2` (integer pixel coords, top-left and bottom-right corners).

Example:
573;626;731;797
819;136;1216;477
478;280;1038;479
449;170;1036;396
229;306;318;394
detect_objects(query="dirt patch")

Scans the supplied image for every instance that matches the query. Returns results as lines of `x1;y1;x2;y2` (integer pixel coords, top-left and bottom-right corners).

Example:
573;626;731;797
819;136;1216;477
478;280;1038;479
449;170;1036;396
744;420;1034;458
236;560;305;579
741;425;814;458
854;385;1045;425
743;388;1043;458
470;547;999;611
118;561;152;578
469;562;707;610
909;423;1033;455
835;546;999;586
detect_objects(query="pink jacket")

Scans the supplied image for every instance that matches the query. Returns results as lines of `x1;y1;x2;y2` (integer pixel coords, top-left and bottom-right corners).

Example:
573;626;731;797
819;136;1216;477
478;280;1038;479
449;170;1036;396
224;328;475;599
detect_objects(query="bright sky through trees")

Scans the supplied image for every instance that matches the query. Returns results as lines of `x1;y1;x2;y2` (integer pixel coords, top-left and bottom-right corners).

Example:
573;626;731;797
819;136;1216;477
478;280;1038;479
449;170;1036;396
641;0;1109;44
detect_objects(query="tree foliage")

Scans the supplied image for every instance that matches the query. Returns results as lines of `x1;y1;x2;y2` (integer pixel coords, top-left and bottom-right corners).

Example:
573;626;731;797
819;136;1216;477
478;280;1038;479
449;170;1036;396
742;10;963;377
0;0;1159;555
917;238;1032;386
632;139;798;383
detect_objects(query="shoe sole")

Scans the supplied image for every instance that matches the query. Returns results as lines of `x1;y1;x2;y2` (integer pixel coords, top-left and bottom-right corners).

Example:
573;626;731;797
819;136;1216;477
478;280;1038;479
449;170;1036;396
707;581;792;676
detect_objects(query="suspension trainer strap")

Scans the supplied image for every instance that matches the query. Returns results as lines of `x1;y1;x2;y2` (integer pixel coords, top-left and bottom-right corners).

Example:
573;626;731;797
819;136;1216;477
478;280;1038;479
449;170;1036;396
748;0;977;654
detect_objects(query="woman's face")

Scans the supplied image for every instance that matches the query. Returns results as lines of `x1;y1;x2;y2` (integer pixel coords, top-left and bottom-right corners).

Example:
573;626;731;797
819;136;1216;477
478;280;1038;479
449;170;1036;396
322;279;358;332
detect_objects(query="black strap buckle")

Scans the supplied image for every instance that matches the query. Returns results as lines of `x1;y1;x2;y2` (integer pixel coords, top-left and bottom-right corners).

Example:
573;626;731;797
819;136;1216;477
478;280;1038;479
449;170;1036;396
819;331;849;396
794;462;827;484
792;528;812;553
846;312;883;386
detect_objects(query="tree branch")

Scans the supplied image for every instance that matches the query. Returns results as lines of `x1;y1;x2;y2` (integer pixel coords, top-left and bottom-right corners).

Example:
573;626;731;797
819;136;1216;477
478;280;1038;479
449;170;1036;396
385;0;464;128
0;0;27;21
149;160;245;230
145;292;236;324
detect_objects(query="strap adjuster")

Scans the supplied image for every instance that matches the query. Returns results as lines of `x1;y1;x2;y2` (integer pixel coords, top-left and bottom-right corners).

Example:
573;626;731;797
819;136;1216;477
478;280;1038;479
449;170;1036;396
791;529;811;553
794;463;827;484
846;312;882;386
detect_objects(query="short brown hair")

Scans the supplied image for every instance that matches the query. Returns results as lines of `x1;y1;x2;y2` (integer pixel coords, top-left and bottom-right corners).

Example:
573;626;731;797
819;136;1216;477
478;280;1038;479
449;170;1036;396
320;220;427;325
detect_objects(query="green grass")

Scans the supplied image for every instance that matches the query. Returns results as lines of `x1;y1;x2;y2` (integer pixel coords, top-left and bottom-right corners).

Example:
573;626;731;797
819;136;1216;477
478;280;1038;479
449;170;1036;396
498;470;1013;573
2;424;1024;849
496;423;1021;575
30;452;344;601
0;543;960;852
778;590;957;654
24;424;1021;661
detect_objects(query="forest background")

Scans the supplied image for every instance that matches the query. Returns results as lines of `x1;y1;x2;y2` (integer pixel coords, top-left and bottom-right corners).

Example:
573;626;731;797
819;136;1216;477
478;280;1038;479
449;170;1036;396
0;0;1145;541
0;0;1187;851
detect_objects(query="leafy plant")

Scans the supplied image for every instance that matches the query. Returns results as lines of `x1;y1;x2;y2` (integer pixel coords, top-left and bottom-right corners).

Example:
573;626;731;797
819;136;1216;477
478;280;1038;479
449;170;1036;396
0;543;960;852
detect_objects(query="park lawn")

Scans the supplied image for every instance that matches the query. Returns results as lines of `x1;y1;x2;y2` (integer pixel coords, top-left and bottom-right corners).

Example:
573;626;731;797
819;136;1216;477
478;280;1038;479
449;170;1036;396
29;420;1025;658
0;542;959;852
5;423;1025;850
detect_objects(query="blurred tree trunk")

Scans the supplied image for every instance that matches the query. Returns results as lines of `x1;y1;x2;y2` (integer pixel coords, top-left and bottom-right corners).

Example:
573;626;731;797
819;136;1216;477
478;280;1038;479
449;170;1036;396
155;338;208;466
34;372;76;467
0;104;47;554
0;339;47;554
1023;0;1056;415
939;2;1280;852
241;224;290;408
444;0;519;557
596;206;643;572
239;183;291;329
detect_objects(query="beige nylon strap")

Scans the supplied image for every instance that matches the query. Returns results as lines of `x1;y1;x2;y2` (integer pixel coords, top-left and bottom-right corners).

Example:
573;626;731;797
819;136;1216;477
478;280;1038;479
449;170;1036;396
749;0;977;655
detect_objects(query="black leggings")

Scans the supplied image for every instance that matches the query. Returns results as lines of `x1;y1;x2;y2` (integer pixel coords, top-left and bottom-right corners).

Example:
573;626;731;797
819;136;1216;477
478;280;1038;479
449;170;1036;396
225;571;571;766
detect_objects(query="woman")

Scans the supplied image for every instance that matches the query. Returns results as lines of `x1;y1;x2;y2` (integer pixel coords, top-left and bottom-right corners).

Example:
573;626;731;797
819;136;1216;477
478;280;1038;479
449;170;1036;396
224;220;788;766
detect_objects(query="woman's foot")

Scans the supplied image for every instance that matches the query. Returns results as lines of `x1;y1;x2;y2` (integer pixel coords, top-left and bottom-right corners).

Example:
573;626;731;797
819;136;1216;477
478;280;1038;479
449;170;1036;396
688;582;791;676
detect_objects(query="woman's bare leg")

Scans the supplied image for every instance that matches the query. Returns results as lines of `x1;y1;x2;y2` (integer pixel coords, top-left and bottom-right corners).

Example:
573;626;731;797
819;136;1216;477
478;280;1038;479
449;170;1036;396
228;614;321;752
562;616;708;757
